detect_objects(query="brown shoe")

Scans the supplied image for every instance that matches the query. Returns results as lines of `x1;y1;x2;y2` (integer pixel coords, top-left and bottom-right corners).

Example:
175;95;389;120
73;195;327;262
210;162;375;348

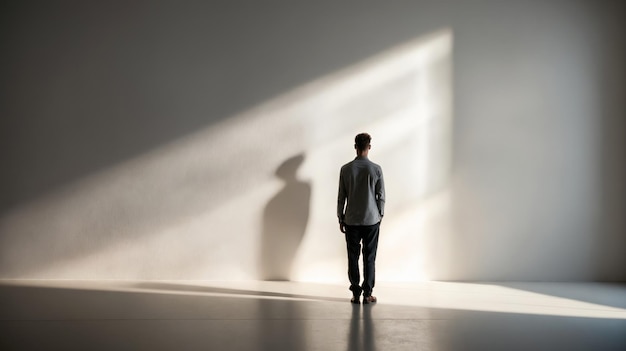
363;295;377;304
351;296;360;304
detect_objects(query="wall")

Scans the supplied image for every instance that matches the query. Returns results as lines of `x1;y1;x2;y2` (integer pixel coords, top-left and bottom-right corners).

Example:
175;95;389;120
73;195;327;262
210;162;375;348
448;0;625;280
0;0;623;281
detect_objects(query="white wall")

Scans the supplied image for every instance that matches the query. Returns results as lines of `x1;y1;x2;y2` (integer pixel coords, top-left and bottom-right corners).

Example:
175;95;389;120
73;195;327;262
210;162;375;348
0;0;623;281
446;0;625;280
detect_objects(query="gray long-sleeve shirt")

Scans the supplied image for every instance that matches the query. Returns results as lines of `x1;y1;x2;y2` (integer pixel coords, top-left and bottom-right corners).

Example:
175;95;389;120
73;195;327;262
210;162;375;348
337;156;385;226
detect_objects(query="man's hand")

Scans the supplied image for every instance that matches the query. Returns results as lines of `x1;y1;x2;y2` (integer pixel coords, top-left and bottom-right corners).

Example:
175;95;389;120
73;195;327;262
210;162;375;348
339;222;346;234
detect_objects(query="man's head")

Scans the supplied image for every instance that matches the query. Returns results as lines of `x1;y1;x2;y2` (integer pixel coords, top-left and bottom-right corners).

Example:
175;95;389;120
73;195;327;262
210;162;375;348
354;133;371;155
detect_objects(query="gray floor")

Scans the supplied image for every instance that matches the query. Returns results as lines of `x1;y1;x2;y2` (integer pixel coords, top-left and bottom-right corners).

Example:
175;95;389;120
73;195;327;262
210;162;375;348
1;280;625;350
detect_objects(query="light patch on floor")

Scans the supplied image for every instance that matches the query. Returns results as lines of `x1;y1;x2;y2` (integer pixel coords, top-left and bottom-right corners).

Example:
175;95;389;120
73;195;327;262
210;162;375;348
2;280;624;320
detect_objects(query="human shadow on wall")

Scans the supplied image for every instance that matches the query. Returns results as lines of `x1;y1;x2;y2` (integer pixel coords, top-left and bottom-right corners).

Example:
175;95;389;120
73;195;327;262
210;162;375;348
259;154;311;281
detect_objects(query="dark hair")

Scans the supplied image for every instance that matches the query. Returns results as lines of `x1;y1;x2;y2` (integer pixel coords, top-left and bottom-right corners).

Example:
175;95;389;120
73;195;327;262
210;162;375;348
354;133;371;151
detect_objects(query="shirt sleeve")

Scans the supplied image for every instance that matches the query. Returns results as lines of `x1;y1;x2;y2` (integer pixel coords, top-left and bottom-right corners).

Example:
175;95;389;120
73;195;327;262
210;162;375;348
337;169;347;223
375;167;385;217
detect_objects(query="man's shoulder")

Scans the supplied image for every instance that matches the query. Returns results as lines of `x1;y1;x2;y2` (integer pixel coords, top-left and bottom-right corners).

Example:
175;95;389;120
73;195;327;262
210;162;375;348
366;159;383;171
340;161;353;170
339;161;352;176
342;158;382;168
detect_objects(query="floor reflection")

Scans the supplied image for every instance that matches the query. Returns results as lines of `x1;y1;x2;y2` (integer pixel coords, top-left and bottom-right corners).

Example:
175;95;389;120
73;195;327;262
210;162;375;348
348;304;377;351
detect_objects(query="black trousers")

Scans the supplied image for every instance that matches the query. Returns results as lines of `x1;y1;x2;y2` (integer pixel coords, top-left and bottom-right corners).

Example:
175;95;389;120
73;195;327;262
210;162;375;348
344;222;380;297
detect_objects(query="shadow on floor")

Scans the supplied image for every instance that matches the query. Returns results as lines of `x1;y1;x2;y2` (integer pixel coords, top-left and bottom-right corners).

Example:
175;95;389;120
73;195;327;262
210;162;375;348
129;281;346;303
1;283;625;351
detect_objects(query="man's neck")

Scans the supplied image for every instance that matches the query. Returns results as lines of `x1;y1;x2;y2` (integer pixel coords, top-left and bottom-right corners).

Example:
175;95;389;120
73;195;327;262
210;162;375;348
356;151;368;158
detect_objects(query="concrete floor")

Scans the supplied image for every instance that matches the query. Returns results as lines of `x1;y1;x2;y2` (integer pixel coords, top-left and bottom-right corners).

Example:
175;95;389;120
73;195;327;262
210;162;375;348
1;280;624;350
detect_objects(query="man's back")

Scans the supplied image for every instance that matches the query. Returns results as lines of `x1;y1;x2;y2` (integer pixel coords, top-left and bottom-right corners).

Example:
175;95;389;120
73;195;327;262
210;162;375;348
338;132;384;303
337;156;385;226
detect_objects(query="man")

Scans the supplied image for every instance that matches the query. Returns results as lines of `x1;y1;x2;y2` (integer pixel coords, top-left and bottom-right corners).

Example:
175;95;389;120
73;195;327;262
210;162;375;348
337;133;385;304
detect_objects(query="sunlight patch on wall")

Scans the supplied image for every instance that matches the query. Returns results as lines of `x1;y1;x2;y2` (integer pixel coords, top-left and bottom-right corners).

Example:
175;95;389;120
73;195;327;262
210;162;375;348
0;29;453;281
293;29;453;282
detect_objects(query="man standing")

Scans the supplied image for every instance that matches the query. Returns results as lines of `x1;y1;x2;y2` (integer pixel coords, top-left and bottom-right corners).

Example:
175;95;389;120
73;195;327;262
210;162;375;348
338;133;385;304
